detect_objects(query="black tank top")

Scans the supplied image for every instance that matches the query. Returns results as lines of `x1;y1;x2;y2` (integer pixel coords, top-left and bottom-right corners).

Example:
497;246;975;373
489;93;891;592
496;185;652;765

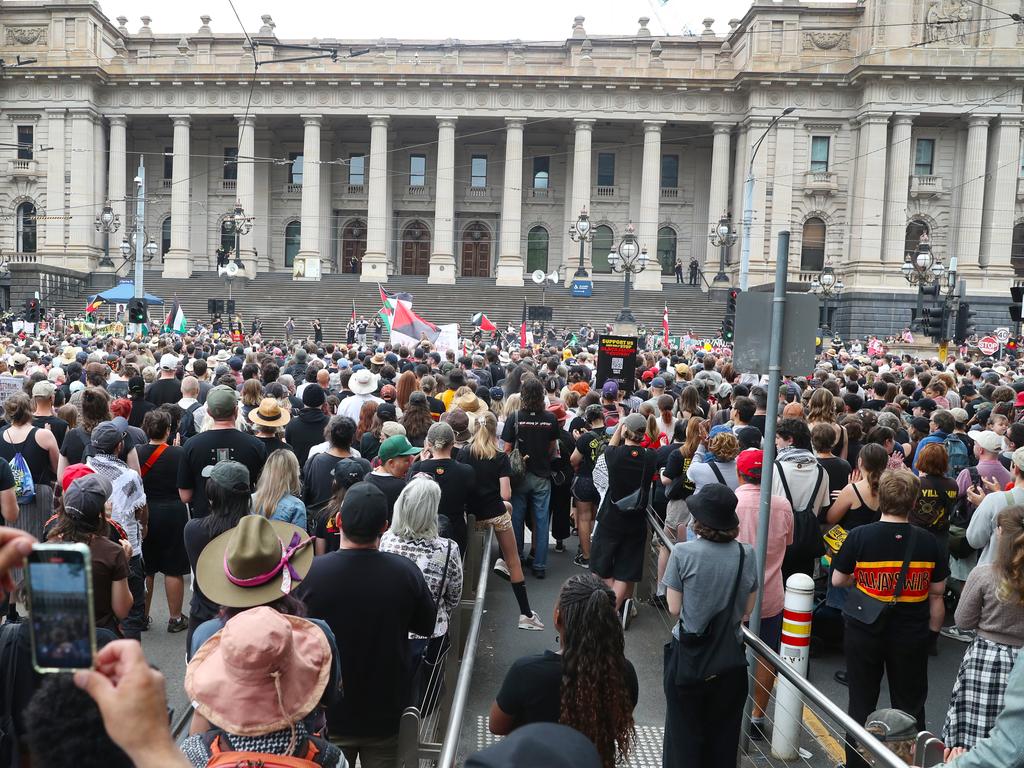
0;426;53;485
842;483;880;531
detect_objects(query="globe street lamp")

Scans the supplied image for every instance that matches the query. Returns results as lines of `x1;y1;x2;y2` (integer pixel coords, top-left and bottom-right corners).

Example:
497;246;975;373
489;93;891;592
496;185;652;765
708;213;737;283
568;206;593;280
224;202;253;270
94;201;121;269
607;222;648;325
809;260;844;335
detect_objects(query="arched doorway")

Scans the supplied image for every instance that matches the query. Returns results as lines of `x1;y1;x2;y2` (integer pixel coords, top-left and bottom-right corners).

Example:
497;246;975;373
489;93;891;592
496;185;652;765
461;222;491;277
1012;221;1024;277
16;202;36;253
905;219;929;262
401;221;431;275
160;216;171;262
657;227;677;276
342;219;367;274
592;225;613;274
526;226;548;273
284;221;301;269
800;217;826;272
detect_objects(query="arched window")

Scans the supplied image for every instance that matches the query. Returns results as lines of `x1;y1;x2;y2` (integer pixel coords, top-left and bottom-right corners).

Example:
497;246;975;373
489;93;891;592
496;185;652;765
1012;222;1024;277
341;219;367;274
220;220;235;255
657;227;677;276
15;202;36;253
905;219;929;262
800;217;826;272
284;221;301;268
526;226;549;273
592;225;613;274
160;216;171;262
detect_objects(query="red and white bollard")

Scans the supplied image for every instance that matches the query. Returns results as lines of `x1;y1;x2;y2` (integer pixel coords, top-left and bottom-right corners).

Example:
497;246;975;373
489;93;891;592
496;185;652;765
771;573;815;760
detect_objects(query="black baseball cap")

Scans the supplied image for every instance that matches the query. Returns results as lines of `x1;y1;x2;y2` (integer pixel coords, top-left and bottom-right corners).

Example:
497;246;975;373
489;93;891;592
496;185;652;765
339;482;388;539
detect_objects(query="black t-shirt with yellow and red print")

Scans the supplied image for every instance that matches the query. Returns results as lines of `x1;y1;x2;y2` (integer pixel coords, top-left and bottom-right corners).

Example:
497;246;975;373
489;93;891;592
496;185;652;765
833;520;949;635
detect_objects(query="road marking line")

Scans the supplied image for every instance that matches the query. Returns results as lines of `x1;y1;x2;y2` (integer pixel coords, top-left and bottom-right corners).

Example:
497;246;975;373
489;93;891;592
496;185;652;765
803;706;846;764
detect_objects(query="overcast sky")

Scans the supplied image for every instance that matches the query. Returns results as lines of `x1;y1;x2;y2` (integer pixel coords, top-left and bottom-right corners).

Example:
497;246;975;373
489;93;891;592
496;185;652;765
91;0;768;40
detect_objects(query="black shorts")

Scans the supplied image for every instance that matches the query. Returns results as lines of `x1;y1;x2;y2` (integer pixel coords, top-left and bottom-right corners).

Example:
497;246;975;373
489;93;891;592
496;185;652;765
572;475;600;503
589;519;647;583
142;499;190;577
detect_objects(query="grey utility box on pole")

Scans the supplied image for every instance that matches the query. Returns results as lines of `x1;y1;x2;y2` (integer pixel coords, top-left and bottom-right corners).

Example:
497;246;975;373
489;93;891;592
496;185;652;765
732;291;819;375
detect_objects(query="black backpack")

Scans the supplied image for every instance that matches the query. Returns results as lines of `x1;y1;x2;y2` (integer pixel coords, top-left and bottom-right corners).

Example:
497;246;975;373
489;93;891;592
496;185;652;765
0;621;27;767
775;461;826;564
178;401;203;443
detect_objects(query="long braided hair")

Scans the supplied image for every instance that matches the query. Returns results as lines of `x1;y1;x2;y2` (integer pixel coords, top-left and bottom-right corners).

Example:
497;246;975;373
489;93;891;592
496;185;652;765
557;573;635;768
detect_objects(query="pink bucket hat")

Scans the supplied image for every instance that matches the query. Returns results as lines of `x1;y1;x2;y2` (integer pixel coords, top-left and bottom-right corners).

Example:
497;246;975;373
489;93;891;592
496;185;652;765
184;606;331;736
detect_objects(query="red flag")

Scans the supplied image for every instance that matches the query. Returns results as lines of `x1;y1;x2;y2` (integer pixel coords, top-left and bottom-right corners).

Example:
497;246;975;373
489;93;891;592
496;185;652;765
392;300;439;342
472;312;497;333
519;298;527;348
663;304;670;347
351;299;356;325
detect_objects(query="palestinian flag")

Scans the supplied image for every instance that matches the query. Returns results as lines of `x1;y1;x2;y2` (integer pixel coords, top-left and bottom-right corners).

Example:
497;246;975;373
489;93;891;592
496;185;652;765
85;296;105;314
377;283;415;334
391;300;439;347
519;298;528;348
471;312;497;333
163;298;187;333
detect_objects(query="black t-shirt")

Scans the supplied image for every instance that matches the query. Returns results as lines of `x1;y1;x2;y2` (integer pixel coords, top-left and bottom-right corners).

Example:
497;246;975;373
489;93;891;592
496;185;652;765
302;452;370;510
573;429;609;477
135;443;183;501
183;518;223;621
257;436;293;458
912;474;958;535
833;521;949;636
32;414;68;450
296;549;435;738
426;397;446;419
146;377;182;407
501;409;560;478
863;399;887;411
314;510;341;553
409;458;475;547
496;650;639;729
818;456;852;520
59;426;90;465
663;449;695;499
177;429;267;517
457;450;510;521
128;398;157;429
749;414;767;435
363;472;406;520
602;444;654;531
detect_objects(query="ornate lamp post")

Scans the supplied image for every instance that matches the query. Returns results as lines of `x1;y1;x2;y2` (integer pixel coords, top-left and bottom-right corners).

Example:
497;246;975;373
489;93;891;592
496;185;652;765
901;232;957;335
223;202;252;270
94;200;121;269
708;213;737;283
607;222;648;326
568;206;593;279
809;260;844;335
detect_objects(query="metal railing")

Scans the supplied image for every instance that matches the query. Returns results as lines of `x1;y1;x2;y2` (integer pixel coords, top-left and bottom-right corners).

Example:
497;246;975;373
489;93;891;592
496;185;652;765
642;506;914;768
396;518;494;767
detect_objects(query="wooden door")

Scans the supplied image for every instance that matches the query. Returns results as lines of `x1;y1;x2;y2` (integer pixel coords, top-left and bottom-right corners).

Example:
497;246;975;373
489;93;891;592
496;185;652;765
342;220;367;273
401;222;430;275
461;239;491;277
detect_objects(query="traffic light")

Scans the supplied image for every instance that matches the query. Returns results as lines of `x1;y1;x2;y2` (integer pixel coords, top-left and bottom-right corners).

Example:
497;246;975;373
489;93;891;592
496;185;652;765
1011;286;1024;323
721;288;738;342
922;305;948;342
954;302;976;344
127;298;147;324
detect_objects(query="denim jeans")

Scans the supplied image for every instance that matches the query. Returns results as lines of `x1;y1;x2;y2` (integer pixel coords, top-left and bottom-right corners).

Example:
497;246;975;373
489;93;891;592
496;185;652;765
511;471;552;572
122;554;147;640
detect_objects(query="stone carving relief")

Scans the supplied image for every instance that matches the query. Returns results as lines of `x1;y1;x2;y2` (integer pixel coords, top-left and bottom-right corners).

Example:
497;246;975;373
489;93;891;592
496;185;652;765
801;31;850;50
5;27;48;46
924;0;973;44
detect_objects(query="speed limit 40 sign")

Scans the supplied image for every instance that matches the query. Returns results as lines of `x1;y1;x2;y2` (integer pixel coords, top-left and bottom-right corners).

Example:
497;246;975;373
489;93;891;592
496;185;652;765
995;327;1010;345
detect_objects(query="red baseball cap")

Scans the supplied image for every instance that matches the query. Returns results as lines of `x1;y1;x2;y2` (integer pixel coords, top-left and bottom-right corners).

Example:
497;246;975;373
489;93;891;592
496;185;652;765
736;449;764;479
61;463;95;493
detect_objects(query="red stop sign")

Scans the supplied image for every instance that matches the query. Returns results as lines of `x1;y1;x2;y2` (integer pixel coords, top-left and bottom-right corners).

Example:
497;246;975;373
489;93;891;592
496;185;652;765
977;336;999;356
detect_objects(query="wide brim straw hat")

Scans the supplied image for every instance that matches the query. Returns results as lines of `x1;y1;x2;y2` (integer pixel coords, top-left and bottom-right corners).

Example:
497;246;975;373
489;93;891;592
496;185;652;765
248;397;292;428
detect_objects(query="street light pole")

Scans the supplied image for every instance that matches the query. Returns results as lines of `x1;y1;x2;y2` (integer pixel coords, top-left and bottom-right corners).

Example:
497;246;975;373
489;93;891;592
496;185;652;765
739;107;795;292
94;200;121;270
608;222;648;329
708;213;738;284
133;159;145;301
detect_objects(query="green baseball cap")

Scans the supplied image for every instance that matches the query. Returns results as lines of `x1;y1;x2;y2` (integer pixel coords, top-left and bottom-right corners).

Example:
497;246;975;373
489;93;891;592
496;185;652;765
206;384;240;420
377;435;421;463
201;460;251;493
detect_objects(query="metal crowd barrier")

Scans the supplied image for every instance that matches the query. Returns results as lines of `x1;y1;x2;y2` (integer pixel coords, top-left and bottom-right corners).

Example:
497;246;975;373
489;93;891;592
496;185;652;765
643;505;917;768
397;516;494;767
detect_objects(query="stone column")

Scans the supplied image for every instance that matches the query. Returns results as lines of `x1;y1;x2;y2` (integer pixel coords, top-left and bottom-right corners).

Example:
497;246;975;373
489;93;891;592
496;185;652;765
882;113;915;264
106;115;127;236
68;109;98;269
740;117;771;289
635;120;664;291
980;116;1022;270
235;114;257;276
295;115;322;280
318;135;333;274
850;112;889;265
704;123;732;271
43;109;66;252
429;116;458;285
362;115;390;282
565;119;594;284
163;115;192;278
496;118;526;287
955;116;990;270
770;116;797;271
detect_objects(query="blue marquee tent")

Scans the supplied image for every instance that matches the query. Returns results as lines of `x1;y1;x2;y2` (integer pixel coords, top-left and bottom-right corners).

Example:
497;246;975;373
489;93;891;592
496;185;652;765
88;280;164;305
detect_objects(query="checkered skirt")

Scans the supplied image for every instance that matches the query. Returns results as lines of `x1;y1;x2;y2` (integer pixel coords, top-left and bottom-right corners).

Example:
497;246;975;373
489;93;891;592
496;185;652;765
942;635;1020;749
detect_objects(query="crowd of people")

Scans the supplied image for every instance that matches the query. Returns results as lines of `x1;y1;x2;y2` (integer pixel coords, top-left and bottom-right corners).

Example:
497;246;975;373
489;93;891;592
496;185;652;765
0;322;1024;767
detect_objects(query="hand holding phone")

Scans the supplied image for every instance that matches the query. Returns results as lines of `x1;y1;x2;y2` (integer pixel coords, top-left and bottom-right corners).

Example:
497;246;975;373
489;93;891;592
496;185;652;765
26;543;96;673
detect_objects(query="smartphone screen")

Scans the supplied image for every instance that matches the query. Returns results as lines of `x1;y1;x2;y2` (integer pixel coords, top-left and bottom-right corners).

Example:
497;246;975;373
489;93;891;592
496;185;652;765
26;544;95;672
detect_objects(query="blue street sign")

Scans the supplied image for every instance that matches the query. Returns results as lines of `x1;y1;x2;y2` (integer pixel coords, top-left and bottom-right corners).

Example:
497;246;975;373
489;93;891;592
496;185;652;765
571;279;593;298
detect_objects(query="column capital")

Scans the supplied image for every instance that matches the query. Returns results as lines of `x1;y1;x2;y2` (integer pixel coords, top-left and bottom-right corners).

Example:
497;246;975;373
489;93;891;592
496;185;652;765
998;114;1024;128
436;116;458;128
68;107;100;122
368;114;390;127
853;110;891;126
107;114;128;127
643;120;666;133
300;114;322;127
712;121;734;135
891;112;918;126
505;117;527;129
235;114;256;127
966;114;993;127
573;118;596;130
169;114;191;127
